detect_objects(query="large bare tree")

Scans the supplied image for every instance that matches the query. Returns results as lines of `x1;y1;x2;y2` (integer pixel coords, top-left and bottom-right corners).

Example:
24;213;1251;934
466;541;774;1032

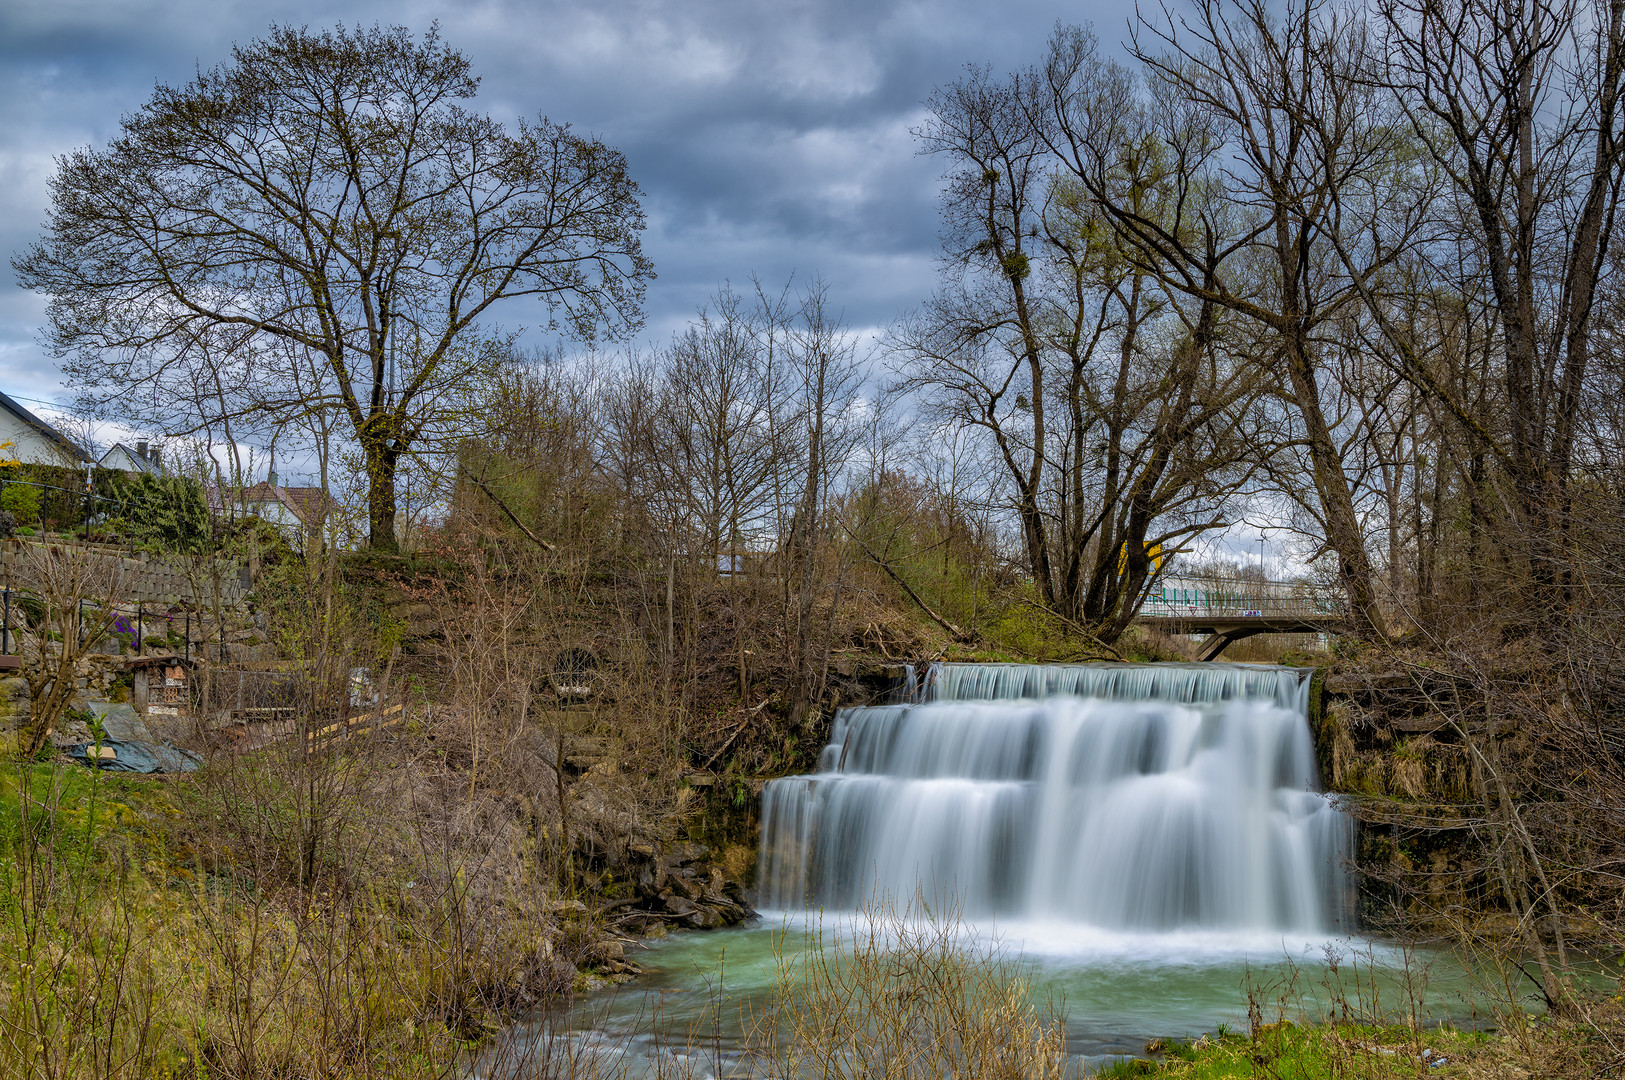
16;24;652;551
1366;0;1625;602
900;49;1263;643
1033;6;1427;639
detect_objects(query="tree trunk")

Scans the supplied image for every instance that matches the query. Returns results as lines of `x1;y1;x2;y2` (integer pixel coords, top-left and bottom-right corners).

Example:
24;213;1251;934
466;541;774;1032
363;436;400;553
1280;331;1386;640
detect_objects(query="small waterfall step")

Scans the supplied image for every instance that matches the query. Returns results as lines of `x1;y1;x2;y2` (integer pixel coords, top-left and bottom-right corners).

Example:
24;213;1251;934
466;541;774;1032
758;661;1351;934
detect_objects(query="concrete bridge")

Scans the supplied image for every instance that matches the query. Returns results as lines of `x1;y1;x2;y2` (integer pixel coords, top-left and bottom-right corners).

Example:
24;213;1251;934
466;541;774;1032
1135;586;1350;660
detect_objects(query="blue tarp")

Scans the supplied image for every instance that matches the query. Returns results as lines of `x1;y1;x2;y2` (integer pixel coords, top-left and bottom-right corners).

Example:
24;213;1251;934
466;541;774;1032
68;739;200;773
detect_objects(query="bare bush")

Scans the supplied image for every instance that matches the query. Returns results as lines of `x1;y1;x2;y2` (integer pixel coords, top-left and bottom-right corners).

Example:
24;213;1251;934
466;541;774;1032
747;902;1068;1080
12;543;129;757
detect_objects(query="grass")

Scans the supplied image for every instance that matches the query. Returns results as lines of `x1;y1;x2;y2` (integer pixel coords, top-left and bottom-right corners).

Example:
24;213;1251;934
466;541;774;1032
1095;1022;1501;1078
0;753;588;1080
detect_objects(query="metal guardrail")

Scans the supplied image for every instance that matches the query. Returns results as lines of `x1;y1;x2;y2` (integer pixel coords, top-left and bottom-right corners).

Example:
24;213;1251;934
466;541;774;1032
1138;583;1348;620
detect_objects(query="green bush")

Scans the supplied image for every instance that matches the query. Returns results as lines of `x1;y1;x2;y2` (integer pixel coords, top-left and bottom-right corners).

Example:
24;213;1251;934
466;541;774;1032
111;473;211;554
0;483;41;525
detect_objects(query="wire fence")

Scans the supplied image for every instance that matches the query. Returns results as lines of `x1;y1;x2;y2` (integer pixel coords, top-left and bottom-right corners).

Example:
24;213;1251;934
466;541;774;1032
0;587;220;663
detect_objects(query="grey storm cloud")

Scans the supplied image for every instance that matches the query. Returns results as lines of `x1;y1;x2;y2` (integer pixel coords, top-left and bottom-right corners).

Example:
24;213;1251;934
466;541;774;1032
0;0;1137;411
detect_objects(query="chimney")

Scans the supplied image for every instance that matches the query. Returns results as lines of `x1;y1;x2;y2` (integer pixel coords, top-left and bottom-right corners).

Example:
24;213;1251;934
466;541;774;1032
135;440;148;460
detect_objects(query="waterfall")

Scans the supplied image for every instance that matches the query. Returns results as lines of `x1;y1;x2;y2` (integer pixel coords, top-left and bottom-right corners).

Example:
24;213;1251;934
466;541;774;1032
758;662;1352;934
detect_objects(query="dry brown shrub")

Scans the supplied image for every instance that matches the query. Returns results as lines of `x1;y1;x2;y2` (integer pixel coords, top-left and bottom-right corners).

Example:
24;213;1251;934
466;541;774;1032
746;902;1067;1080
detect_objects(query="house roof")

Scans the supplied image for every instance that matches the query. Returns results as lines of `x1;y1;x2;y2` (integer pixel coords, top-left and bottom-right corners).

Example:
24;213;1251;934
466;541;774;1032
0;389;88;462
236;482;336;529
99;443;164;475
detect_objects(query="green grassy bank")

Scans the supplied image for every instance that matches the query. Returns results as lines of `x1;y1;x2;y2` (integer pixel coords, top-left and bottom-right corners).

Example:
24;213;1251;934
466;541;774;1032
0;754;606;1080
1094;1010;1625;1079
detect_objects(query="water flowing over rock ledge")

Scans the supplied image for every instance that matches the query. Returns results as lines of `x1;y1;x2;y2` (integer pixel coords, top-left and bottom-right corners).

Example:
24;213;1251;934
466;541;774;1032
757;661;1354;935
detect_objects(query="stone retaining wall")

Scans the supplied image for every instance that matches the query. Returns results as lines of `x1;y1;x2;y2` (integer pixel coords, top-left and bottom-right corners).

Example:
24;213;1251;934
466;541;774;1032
0;538;248;608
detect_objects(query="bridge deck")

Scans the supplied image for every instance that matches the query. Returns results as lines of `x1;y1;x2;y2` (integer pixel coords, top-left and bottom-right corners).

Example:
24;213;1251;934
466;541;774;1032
1136;614;1348;636
1134;595;1349;660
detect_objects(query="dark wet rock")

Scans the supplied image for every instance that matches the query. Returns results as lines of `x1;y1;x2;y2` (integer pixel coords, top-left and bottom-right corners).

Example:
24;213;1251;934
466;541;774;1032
668;872;704;902
661;893;698;917
588;939;625;964
667;842;710;866
572;828;754;945
685;905;726;930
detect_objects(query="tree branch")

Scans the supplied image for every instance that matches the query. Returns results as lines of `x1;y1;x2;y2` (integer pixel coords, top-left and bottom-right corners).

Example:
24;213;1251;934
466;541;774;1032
470;476;555;552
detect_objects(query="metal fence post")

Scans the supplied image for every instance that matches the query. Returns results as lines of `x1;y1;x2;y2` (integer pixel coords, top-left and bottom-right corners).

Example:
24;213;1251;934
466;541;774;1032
136;601;142;656
2;587;8;655
185;611;191;663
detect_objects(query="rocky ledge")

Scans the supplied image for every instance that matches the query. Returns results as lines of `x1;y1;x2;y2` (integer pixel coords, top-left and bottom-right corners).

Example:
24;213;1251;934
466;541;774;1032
593;840;755;940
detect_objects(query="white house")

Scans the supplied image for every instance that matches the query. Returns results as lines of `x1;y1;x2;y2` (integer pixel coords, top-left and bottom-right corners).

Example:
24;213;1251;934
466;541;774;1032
227;481;339;543
0;390;86;466
99;440;165;475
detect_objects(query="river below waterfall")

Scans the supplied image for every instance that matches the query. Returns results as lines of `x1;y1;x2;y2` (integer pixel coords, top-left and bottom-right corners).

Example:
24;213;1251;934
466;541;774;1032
487;663;1522;1077
499;918;1498;1077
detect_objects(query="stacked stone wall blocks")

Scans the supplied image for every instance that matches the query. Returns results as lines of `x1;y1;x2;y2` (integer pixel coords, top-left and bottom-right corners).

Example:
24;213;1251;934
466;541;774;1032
0;538;248;608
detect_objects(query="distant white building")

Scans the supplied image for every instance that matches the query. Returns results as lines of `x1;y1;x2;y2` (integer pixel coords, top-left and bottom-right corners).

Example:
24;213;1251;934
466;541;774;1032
0;390;86;466
227;481;339;543
99;440;165;476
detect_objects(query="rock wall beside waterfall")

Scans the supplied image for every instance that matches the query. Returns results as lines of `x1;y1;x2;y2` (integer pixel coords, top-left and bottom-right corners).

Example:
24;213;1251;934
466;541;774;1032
1315;668;1501;930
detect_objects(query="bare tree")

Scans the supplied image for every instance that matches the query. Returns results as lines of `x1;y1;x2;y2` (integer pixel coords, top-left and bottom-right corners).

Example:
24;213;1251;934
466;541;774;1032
901;48;1261;642
1032;7;1432;639
16;24;652;551
1364;0;1625;603
781;281;867;704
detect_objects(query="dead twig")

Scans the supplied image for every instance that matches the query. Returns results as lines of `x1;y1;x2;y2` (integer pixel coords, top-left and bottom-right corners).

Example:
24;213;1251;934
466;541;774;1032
471;476;556;552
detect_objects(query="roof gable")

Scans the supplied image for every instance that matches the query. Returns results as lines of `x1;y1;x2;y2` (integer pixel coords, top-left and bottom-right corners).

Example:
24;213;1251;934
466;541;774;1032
235;482;336;528
99;443;163;475
0;390;87;462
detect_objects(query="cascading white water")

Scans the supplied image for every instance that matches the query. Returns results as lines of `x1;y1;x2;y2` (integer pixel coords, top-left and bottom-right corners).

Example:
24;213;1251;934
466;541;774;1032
758;662;1353;933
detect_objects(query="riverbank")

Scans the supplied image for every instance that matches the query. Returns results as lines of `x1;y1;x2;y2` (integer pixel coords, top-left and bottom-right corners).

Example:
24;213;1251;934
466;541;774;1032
0;708;758;1078
1095;1005;1625;1078
9;692;1621;1079
515;909;1623;1079
1097;1024;1496;1078
11;632;1619;1080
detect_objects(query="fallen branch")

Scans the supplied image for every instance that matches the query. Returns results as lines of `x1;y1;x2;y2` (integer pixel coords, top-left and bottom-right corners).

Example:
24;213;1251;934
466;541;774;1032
840;522;977;644
1013;596;1125;661
471;476;556;552
700;698;770;771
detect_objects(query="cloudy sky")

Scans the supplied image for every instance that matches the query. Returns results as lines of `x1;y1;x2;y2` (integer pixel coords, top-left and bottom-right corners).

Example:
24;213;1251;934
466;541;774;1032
0;0;1143;434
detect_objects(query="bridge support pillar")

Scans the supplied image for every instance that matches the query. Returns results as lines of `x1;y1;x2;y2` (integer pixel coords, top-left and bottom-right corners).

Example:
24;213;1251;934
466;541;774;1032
1197;628;1265;661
